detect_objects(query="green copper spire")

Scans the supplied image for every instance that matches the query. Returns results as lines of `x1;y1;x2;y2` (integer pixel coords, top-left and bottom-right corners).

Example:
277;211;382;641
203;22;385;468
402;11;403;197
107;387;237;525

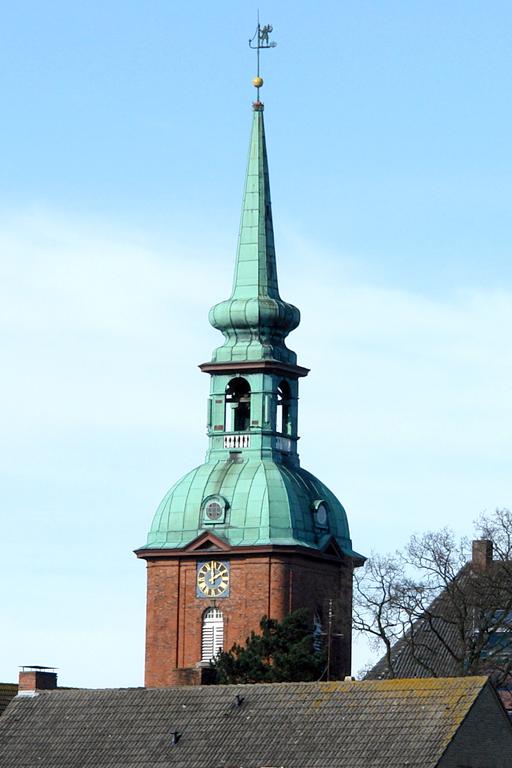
136;56;363;567
231;104;280;300
209;102;300;365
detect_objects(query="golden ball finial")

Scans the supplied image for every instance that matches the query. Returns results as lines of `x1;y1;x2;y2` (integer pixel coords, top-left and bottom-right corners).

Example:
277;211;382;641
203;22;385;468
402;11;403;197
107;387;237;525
252;76;264;88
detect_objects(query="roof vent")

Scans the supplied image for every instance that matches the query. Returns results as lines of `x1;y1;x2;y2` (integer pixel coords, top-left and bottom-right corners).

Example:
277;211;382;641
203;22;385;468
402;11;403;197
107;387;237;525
170;731;181;746
235;694;245;707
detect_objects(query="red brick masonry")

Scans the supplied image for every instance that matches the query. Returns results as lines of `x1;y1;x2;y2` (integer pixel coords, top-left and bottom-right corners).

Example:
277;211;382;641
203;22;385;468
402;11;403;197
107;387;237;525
138;544;353;687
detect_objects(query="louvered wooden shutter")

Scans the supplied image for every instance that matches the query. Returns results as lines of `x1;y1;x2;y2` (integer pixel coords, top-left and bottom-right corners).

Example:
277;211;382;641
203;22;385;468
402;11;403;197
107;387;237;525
201;608;224;661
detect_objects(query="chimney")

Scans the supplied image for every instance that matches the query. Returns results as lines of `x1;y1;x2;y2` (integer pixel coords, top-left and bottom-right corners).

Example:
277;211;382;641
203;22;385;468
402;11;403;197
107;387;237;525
18;666;58;694
472;539;493;571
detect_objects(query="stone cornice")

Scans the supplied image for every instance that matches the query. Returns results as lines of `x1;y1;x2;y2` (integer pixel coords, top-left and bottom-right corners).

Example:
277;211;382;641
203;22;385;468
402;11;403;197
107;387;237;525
199;359;310;379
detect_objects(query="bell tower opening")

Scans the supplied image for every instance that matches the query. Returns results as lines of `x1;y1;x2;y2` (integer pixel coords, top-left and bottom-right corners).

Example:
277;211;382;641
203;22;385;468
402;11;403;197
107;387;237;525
225;377;251;432
277;380;292;435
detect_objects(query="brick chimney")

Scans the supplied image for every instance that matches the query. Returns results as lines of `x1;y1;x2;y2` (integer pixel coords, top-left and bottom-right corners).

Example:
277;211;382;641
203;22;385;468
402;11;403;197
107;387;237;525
18;666;57;693
472;539;493;571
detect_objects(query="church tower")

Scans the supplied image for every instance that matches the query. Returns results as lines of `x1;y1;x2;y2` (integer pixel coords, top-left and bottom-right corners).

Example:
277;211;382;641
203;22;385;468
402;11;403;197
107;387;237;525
136;38;363;687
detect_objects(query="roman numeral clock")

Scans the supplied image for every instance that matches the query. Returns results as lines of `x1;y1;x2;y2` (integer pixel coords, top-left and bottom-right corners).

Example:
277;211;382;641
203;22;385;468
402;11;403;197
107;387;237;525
196;561;230;598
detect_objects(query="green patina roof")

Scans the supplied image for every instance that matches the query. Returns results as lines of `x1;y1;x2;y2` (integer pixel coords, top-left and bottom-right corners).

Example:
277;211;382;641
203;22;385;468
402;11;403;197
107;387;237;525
145;458;356;555
208;104;300;365
139;99;360;561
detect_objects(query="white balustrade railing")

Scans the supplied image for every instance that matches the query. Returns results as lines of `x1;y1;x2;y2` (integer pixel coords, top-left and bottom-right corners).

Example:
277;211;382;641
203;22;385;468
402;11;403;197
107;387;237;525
223;434;292;452
224;434;251;449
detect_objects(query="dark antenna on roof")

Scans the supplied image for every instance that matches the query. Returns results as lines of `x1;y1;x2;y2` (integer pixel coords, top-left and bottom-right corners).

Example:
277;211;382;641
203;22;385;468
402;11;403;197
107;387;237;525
315;599;344;681
170;730;181;746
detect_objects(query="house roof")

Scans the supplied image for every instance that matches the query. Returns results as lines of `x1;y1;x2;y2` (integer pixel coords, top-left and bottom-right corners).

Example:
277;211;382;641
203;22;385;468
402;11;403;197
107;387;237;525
0;685;17;717
365;588;464;681
0;677;496;767
365;559;512;683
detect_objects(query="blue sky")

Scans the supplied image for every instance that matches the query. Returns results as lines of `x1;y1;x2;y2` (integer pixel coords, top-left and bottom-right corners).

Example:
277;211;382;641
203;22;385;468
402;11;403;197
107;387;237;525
1;1;512;686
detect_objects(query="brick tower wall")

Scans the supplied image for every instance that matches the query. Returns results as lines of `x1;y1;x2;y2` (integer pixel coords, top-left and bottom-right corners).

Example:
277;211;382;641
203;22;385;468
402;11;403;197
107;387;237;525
143;551;353;688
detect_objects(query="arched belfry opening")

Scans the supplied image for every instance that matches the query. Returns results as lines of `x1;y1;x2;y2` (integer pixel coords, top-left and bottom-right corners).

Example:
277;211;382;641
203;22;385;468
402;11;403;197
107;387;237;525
201;607;224;662
277;380;292;435
225;377;251;432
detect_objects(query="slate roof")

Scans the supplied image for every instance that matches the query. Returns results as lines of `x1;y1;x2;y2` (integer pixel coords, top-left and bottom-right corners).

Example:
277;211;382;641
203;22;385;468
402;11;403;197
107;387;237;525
365;561;512;683
0;677;494;767
0;685;17;716
365;590;464;681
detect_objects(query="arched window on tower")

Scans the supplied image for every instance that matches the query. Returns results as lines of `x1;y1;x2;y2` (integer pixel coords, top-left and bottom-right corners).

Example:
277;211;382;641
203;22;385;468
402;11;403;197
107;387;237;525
277;380;292;435
225;378;251;432
201;607;224;662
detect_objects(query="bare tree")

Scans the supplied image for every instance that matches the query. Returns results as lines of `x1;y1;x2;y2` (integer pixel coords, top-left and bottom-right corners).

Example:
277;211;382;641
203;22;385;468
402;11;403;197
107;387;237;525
477;508;512;560
354;510;512;683
353;554;409;678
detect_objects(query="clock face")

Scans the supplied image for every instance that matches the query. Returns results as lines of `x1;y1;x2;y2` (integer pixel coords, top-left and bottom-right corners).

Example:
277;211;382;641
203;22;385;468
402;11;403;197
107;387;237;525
196;560;230;598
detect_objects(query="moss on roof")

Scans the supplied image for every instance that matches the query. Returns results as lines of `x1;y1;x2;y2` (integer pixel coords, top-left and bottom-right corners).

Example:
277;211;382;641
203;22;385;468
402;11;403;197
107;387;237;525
0;677;503;768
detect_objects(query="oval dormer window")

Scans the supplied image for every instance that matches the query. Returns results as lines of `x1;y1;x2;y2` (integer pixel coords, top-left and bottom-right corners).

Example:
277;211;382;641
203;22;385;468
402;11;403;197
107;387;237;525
312;500;329;529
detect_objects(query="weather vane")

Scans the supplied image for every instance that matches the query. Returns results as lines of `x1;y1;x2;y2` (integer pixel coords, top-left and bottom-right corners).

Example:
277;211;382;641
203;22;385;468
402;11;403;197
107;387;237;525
249;17;277;103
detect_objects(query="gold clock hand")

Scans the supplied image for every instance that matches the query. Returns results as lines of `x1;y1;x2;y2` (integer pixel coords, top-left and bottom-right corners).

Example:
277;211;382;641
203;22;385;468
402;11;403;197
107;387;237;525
212;565;222;581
